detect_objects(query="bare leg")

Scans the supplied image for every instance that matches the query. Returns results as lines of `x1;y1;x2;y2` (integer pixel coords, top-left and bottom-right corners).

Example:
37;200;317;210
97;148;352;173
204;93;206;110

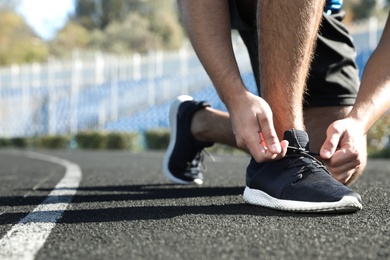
258;0;324;138
191;107;237;147
191;0;325;146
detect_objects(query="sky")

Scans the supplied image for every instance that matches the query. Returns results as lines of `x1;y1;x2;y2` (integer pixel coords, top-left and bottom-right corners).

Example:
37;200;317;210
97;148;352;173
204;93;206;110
16;0;75;40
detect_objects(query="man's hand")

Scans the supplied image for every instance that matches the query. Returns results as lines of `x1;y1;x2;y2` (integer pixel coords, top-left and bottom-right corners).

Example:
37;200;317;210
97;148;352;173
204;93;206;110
228;91;288;163
320;118;366;184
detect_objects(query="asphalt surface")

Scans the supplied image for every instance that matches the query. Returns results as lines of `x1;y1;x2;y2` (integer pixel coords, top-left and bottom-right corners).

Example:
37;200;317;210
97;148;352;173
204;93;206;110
0;148;389;260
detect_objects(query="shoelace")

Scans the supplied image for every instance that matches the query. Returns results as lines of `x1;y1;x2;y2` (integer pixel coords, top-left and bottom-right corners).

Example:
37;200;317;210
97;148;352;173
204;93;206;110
285;146;330;175
184;150;215;179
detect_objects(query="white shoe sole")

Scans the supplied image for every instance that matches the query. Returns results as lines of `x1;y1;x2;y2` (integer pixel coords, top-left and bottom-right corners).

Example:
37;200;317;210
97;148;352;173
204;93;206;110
162;95;202;185
243;186;362;213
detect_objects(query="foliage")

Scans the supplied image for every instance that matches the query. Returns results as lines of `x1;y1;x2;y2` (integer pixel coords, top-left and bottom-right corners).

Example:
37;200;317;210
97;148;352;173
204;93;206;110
73;0;179;29
0;132;141;150
75;131;140;150
75;131;106;149
74;0;101;30
89;12;156;54
368;148;390;158
73;0;183;54
38;135;71;149
105;132;139;150
144;128;170;150
343;0;390;23
0;0;184;63
0;138;11;147
0;10;48;65
49;21;90;56
353;0;377;19
367;112;390;156
3;0;386;62
9;137;28;148
74;0;130;30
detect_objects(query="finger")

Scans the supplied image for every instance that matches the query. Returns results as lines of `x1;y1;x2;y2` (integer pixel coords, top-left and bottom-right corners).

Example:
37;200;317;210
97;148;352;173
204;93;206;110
327;160;359;177
330;167;358;184
279;140;289;157
327;149;361;168
249;139;289;163
325;149;361;182
249;145;277;163
233;119;278;162
247;137;278;162
257;111;281;154
320;127;342;159
236;128;271;162
245;131;282;162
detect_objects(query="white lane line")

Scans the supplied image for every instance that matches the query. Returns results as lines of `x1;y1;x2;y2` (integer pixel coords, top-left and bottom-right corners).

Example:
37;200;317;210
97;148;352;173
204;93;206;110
0;151;82;260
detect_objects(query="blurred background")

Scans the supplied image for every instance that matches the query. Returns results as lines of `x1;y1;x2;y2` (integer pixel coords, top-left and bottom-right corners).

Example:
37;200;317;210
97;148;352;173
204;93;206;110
0;0;389;154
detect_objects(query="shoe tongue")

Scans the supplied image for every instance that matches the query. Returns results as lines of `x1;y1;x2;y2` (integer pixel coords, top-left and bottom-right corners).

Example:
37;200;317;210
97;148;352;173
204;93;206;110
283;129;309;150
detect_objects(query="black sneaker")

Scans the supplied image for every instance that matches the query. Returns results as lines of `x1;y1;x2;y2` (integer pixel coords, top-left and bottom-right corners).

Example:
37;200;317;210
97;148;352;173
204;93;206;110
163;95;214;184
243;129;362;213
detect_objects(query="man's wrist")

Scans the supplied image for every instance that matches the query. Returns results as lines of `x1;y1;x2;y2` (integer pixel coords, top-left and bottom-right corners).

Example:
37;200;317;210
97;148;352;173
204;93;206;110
220;85;248;110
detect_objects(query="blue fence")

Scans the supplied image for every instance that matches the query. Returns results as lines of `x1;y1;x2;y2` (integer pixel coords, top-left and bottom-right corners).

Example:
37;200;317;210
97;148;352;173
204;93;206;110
105;49;373;133
0;45;375;138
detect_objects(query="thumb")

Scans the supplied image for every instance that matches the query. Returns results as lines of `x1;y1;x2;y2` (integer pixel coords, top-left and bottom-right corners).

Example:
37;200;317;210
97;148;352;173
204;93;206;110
320;129;341;159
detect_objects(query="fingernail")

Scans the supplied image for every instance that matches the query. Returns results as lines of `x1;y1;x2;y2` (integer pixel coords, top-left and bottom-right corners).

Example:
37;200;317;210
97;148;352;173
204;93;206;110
322;149;331;158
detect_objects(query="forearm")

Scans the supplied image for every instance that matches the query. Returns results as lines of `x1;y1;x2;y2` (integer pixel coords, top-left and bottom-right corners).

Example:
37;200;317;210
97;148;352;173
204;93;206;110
348;14;390;133
177;0;246;107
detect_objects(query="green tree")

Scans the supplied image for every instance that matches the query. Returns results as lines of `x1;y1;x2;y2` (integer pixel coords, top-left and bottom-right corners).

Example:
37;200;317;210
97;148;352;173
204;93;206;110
147;3;184;50
71;0;183;54
74;0;130;30
74;0;99;30
344;0;379;21
100;0;129;29
49;21;90;56
355;0;377;19
89;13;155;54
0;9;48;65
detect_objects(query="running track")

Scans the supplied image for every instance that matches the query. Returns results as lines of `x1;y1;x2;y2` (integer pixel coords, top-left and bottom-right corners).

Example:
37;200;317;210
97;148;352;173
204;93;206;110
0;149;389;259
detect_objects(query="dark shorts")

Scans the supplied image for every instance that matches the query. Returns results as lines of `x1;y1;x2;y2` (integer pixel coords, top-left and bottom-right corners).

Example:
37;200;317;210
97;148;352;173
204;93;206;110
229;0;360;107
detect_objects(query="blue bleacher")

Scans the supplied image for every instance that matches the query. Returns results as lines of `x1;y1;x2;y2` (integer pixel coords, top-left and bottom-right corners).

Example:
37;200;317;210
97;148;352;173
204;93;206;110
1;48;374;137
104;46;373;133
105;72;256;132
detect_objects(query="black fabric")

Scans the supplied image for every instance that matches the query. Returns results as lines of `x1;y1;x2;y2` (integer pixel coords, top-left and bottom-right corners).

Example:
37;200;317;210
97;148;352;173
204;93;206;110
178;100;214;150
228;0;360;107
246;129;361;202
168;100;213;181
307;11;360;106
283;128;309;150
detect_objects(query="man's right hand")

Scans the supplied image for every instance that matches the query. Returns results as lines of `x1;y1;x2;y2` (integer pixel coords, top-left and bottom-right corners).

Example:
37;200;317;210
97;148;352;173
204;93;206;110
227;91;288;162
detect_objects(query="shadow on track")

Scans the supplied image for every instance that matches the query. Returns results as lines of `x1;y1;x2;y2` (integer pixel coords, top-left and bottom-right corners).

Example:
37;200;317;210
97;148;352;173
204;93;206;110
0;183;349;225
